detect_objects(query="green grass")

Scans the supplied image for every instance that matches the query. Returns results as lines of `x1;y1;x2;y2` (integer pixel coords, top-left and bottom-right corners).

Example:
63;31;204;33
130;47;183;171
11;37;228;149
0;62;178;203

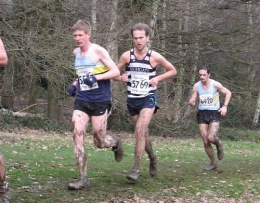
0;131;259;203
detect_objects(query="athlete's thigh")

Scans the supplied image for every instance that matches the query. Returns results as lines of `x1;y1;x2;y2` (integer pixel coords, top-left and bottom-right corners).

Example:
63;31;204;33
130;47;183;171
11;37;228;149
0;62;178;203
136;107;155;127
72;110;90;132
91;110;108;135
208;122;220;137
132;114;139;125
198;123;209;140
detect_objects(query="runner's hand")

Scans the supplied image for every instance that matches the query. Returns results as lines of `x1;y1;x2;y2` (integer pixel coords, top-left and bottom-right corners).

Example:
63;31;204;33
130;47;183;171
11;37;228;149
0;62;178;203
67;85;77;96
218;106;227;116
84;75;97;87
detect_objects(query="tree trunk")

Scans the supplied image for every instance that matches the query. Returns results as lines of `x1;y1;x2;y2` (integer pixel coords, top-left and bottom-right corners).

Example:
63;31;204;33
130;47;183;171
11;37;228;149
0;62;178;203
184;0;203;117
173;0;189;122
149;0;160;35
148;0;160;48
0;0;13;14
246;1;254;99
91;0;97;43
160;0;168;98
27;61;37;112
243;1;258;125
253;92;260;126
46;0;64;121
107;0;119;61
47;81;61;120
107;0;119;124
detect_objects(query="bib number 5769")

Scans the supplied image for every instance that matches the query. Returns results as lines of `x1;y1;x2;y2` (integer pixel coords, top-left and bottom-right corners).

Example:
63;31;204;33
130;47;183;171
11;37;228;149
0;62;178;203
132;80;149;89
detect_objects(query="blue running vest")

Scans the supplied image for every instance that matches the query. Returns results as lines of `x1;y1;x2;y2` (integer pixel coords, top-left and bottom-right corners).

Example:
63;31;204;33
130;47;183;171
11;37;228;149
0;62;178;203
74;45;111;102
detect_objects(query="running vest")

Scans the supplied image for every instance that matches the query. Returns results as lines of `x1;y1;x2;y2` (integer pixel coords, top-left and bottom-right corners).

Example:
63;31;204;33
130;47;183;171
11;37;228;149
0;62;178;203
126;49;156;98
197;79;220;110
74;45;111;102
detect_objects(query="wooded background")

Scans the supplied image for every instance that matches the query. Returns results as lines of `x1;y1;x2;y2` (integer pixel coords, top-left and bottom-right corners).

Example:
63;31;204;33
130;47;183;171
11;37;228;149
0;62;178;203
0;0;259;135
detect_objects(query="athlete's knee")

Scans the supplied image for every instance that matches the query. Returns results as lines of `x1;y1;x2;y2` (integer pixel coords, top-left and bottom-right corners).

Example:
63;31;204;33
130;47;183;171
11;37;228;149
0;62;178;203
73;130;85;145
135;125;147;136
208;134;216;143
203;139;211;148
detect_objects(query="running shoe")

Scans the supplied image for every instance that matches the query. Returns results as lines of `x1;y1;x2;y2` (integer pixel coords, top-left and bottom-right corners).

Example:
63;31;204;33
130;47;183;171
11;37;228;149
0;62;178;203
0;182;10;203
126;169;139;182
112;136;124;162
204;162;217;171
68;177;89;190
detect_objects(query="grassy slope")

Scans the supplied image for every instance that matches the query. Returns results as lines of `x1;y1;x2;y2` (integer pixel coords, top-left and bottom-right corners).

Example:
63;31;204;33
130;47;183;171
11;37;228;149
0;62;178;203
0;130;259;203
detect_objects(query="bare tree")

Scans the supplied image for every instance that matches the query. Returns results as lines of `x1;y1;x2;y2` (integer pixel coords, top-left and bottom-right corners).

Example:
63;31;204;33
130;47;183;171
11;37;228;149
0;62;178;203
0;0;259;131
172;0;190;122
106;0;119;61
148;0;160;48
91;0;97;43
184;0;204;117
253;92;260;126
244;0;259;126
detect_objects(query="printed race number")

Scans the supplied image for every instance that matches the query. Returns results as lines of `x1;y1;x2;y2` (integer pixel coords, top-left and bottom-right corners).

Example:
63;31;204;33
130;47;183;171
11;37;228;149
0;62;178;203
77;68;98;91
131;74;149;94
199;94;214;107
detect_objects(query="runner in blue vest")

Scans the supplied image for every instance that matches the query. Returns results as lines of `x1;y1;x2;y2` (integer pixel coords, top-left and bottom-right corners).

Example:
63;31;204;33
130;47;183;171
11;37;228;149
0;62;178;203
67;20;123;190
116;23;177;181
189;66;232;170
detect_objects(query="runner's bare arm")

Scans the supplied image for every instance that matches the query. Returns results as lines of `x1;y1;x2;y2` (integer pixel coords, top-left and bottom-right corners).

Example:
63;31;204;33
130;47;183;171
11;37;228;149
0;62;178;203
0;39;8;66
114;51;130;81
96;47;120;80
215;82;232;116
189;84;198;106
149;52;177;87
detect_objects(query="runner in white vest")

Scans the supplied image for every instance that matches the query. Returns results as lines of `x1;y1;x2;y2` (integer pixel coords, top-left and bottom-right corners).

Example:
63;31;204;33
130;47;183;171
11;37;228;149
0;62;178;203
189;65;232;171
116;23;177;181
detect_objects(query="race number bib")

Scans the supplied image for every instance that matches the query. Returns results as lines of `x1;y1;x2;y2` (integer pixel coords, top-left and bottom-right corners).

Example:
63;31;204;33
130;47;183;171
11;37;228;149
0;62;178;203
131;74;149;95
199;94;214;107
76;68;98;91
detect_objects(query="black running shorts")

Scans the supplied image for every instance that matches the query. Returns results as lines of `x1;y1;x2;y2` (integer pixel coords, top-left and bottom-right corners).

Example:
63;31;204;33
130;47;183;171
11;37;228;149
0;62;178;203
74;99;111;116
197;110;221;124
127;94;159;116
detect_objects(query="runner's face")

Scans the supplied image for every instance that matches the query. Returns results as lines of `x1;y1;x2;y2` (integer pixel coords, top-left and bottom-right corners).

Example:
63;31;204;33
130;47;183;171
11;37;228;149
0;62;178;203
73;30;90;47
132;30;149;51
199;70;210;83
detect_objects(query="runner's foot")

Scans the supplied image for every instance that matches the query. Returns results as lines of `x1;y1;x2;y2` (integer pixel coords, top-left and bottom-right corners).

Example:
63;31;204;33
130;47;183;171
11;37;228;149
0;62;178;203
0;182;10;203
68;177;89;190
204;162;217;171
112;136;124;162
217;143;224;160
149;155;157;177
126;169;139;182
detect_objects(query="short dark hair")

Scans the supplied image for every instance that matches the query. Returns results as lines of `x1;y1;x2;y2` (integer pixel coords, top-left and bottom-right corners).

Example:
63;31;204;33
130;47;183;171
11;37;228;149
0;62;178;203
198;65;211;74
131;23;150;37
71;19;91;34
